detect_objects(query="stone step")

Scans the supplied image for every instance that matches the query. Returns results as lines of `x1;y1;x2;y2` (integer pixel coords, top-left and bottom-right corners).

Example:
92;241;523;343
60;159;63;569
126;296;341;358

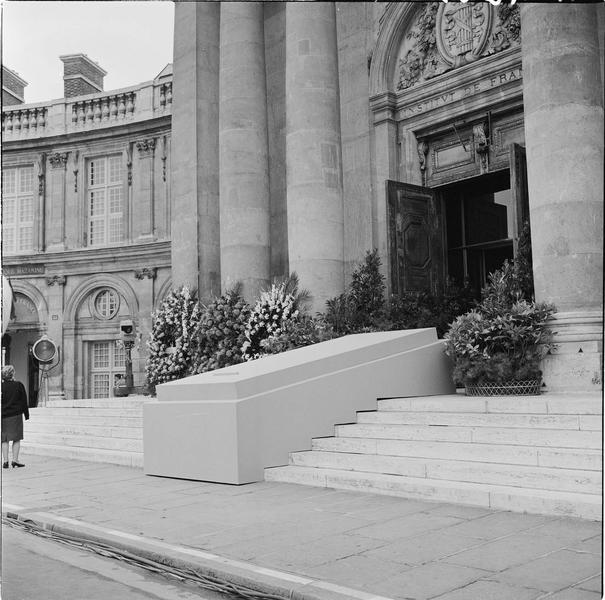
311;437;602;471
31;406;144;417
27;414;143;428
290;451;601;494
335;423;602;449
46;397;155;409
25;421;143;440
358;411;600;431
23;432;143;453
377;394;602;415
264;465;601;520
22;442;143;468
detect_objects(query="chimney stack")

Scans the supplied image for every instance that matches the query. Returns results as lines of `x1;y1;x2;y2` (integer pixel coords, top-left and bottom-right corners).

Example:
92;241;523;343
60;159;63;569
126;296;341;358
2;66;28;105
60;54;107;98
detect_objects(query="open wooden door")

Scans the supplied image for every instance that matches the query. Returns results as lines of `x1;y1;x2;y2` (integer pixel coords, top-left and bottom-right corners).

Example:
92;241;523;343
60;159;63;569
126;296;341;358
387;180;446;296
510;143;530;255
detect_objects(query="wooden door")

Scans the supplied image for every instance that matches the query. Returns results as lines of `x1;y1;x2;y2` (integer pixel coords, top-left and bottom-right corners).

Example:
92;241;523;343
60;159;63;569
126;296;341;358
387;180;446;296
510;143;530;254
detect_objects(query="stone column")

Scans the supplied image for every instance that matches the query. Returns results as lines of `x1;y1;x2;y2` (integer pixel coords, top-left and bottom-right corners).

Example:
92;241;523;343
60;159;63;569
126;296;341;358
133;267;156;389
521;4;604;390
170;2;220;301
219;2;271;303
134;138;156;241
47;152;69;251
285;2;344;313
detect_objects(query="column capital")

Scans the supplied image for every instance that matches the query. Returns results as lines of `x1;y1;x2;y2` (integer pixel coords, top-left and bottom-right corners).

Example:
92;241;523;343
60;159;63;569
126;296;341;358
136;138;156;157
49;152;69;170
46;275;66;286
134;267;157;280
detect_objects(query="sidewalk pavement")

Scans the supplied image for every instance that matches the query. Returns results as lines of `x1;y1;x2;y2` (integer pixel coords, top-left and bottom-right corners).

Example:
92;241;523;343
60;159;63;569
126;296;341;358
2;455;602;600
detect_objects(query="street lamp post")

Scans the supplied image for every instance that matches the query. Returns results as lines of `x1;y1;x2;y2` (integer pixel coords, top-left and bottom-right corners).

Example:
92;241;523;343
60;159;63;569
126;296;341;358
120;320;136;395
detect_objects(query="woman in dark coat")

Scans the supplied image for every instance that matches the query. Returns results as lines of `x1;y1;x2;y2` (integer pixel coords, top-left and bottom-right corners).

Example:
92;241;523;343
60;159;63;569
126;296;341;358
1;365;29;468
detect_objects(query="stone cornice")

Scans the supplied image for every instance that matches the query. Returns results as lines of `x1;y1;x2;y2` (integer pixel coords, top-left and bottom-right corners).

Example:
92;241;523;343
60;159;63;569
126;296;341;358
2;240;171;275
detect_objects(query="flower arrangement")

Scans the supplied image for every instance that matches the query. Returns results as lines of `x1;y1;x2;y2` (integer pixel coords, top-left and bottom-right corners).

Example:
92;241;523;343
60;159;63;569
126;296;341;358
242;273;309;361
444;262;556;391
260;314;336;355
145;286;201;389
191;284;251;374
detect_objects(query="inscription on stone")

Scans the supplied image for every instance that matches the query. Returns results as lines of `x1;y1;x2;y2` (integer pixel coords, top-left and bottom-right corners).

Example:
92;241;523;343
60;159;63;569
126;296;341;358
3;265;45;276
399;66;522;119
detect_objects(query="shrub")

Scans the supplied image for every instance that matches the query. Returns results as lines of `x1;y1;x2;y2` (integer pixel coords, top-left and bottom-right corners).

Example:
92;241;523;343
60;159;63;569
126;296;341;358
145;286;201;389
242;273;310;361
325;249;386;334
260;314;337;355
444;260;555;387
191;283;251;374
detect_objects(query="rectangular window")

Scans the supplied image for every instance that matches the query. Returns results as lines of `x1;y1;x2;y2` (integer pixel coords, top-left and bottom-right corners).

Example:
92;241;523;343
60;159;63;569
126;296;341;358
87;155;124;247
2;165;35;255
90;340;126;398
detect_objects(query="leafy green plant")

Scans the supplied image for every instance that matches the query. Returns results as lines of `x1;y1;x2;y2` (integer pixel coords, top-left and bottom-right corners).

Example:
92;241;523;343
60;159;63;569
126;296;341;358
444;261;555;387
260;314;337;355
325;249;386;334
191;283;251;374
145;286;201;390
242;273;310;361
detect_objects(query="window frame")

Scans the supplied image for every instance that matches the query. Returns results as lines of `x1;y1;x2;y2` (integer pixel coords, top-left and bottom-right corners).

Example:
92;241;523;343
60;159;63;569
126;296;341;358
2;164;36;255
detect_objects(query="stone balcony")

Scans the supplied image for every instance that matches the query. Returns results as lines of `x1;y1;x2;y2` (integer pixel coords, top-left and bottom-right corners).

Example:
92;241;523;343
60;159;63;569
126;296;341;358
2;77;172;141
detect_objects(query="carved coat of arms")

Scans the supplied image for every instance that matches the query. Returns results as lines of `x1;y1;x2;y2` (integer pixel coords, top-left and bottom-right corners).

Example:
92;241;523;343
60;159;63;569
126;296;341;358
396;4;520;91
436;3;493;68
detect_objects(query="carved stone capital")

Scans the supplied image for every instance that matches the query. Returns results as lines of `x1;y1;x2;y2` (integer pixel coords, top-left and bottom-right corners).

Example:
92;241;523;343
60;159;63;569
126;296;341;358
135;138;156;156
134;267;157;280
46;275;66;286
49;152;69;170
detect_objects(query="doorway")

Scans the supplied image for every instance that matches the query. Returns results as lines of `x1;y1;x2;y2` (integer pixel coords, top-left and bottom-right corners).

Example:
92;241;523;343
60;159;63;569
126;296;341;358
442;170;514;295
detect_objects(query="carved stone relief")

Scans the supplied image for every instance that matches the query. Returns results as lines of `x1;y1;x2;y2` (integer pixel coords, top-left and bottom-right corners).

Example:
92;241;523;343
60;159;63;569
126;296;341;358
396;3;520;91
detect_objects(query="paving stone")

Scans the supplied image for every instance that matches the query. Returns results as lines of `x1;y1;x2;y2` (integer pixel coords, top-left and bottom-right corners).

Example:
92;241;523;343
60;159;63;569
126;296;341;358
568;535;602;555
527;519;602;545
430;579;542;599
442;531;573;572
254;533;388;569
424;503;496;520
362;531;482;566
575;574;602;593
349;511;463;542
300;554;410;588
494;549;601;592
544;589;603;600
368;562;488;600
440;512;555;540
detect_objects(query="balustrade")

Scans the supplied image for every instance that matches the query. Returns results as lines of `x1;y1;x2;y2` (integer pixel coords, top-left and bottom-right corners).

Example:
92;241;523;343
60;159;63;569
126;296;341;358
2;76;172;140
2;106;48;137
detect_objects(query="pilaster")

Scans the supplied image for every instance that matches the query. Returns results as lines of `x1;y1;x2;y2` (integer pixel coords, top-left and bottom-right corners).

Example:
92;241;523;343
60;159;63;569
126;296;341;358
47;152;69;251
134;138;156;241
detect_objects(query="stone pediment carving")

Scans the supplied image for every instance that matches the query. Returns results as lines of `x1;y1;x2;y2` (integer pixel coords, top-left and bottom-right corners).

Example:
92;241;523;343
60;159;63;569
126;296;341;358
396;3;520;91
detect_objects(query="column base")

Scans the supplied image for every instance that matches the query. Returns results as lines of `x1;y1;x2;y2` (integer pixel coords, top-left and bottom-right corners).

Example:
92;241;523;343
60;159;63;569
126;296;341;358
541;311;603;392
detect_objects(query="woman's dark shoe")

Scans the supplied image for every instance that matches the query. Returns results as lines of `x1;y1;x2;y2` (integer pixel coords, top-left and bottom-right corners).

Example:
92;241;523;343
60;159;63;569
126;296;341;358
2;462;8;469
11;461;25;468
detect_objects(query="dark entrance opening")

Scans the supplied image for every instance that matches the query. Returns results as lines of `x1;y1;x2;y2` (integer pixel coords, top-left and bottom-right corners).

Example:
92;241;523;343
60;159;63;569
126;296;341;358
443;170;514;295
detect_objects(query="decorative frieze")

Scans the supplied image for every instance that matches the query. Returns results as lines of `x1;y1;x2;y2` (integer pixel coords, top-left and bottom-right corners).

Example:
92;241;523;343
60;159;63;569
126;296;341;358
72;150;79;193
134;267;157;280
49;152;69;169
46;275;66;286
396;3;521;91
126;143;133;186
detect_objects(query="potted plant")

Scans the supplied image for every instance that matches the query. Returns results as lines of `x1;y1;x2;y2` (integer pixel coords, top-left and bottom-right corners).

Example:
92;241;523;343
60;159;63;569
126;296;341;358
444;261;556;396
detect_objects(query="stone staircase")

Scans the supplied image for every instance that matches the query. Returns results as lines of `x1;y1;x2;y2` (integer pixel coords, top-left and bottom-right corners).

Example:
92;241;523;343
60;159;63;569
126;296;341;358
265;393;603;520
22;396;155;468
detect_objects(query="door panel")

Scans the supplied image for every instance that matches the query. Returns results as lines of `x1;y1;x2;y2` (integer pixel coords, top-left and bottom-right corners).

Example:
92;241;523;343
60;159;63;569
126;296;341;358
387;180;445;295
510;143;529;253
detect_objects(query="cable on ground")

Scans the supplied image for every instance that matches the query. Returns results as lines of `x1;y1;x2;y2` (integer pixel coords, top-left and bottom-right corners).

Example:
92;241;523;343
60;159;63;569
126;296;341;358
3;515;294;600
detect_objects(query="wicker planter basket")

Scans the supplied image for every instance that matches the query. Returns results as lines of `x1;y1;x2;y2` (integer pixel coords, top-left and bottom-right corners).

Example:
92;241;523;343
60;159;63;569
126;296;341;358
465;380;542;397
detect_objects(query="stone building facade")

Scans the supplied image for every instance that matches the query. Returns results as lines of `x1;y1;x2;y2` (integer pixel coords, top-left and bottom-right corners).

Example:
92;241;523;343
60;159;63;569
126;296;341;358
2;55;173;401
2;3;603;399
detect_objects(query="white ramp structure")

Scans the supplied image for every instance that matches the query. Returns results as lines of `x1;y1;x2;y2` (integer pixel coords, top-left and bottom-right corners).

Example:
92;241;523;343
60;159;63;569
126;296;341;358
144;329;454;484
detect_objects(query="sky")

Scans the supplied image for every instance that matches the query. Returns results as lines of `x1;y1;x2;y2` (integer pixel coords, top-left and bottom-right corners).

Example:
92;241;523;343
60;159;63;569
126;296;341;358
2;1;175;103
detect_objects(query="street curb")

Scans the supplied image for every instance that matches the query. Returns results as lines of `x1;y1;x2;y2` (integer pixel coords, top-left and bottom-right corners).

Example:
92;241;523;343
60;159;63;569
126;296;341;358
3;506;395;600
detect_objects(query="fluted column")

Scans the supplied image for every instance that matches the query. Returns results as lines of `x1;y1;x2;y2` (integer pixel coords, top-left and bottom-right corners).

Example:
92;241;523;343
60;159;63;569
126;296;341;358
171;2;220;300
285;2;344;312
521;4;603;390
219;2;271;302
